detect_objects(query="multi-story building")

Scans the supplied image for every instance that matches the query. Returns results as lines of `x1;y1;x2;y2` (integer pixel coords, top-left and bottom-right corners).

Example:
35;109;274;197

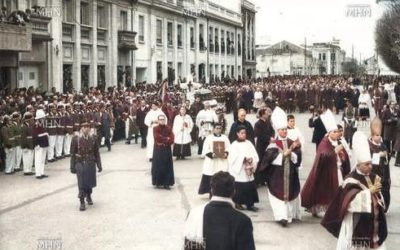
0;0;254;92
256;40;346;77
134;0;244;85
256;40;314;77
310;42;346;75
241;0;256;79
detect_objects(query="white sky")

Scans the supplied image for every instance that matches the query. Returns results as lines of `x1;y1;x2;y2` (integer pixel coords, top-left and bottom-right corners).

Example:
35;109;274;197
252;0;388;61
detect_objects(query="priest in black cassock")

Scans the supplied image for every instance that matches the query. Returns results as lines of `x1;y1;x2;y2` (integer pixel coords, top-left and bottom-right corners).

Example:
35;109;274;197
369;118;391;213
254;108;275;186
184;171;255;250
151;114;175;190
321;131;387;250
228;109;255;144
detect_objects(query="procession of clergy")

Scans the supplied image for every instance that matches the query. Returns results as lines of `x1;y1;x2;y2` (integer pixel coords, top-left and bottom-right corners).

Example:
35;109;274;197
174;102;390;250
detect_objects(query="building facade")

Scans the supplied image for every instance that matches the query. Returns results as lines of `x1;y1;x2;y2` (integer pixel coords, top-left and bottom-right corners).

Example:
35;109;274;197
0;0;255;92
241;0;256;79
134;0;245;85
256;40;314;77
310;42;346;75
256;40;346;77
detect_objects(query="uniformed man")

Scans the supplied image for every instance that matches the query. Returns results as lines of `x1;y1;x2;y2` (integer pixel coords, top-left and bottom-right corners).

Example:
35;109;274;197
70;120;102;211
55;104;65;159
21;112;35;175
46;103;58;162
33;109;49;179
63;103;74;157
11;112;23;171
2;115;16;174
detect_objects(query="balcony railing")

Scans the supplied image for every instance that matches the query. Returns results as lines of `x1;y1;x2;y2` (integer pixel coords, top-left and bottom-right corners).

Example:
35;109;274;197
30;14;52;41
118;30;138;50
0;23;32;51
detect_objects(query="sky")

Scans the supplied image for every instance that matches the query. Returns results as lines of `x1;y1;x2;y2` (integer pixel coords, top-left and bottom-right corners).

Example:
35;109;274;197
252;0;389;61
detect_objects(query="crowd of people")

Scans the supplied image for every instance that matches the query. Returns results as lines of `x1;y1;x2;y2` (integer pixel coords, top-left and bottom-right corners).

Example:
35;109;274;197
0;74;398;249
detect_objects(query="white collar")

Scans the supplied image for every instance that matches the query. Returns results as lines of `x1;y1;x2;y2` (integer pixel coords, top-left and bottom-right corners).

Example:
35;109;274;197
356;168;370;176
328;137;338;147
211;196;234;207
369;137;382;146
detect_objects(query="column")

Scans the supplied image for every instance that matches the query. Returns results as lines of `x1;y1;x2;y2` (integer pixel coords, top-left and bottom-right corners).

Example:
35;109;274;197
109;3;118;87
50;0;63;92
74;0;82;91
92;0;98;87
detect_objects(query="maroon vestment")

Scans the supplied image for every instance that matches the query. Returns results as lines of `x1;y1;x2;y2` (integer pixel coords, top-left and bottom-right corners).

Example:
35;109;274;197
301;136;350;211
321;170;387;248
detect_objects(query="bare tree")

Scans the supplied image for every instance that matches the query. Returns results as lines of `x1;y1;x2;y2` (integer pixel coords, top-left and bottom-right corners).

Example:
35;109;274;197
376;2;400;73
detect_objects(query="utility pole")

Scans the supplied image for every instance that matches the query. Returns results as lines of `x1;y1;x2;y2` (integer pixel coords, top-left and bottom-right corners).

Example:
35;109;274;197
304;37;307;75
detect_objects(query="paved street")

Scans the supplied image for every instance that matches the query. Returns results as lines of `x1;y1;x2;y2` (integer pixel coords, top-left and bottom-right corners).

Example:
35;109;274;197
0;112;399;250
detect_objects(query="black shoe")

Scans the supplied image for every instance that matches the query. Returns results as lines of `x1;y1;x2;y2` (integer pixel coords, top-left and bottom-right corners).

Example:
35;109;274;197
36;176;43;179
24;172;35;176
141;145;145;149
164;185;171;190
41;175;49;178
181;157;185;160
48;159;55;163
278;219;288;227
15;168;22;172
247;206;259;212
87;195;93;205
107;147;111;152
5;172;15;175
125;141;131;145
79;199;86;211
149;159;152;162
235;204;245;210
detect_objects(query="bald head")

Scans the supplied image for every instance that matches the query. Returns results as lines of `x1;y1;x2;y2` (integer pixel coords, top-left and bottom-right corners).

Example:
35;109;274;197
238;109;246;122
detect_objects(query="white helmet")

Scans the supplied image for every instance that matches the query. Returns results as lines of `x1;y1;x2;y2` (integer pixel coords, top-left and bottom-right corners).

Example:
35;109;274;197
35;109;46;120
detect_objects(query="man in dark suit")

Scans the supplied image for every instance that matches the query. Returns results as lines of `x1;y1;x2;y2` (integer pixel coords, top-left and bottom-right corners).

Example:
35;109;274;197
136;99;150;148
228;109;255;144
184;171;255;250
309;106;327;151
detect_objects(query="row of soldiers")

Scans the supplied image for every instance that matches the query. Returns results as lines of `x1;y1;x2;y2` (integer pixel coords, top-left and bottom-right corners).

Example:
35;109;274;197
0;101;116;176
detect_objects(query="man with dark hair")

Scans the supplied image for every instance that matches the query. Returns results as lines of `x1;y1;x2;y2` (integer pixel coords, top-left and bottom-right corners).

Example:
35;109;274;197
70;120;102;211
254;108;274;186
184;171;255;250
228;126;259;211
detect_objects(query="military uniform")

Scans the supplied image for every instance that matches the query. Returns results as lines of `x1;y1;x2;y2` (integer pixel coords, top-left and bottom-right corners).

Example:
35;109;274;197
46;106;58;162
55;105;65;159
11;113;23;171
21;113;35;175
33;109;49;179
63;105;74;156
70;126;102;211
2;117;16;174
